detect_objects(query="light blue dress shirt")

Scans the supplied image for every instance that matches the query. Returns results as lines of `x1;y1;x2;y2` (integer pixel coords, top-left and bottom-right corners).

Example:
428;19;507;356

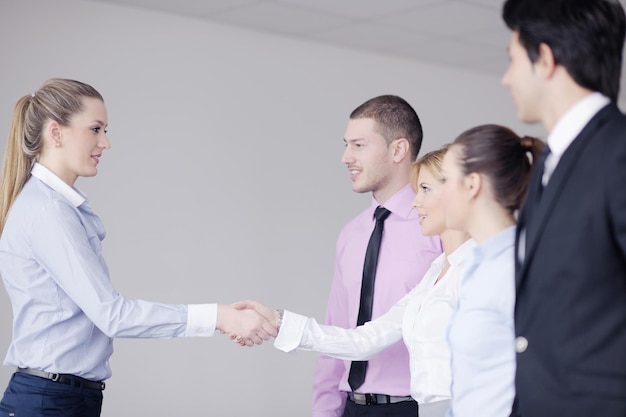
0;163;216;381
447;226;516;417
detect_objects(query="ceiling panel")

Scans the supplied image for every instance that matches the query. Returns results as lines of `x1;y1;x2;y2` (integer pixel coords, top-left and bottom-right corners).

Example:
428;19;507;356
208;2;349;36
90;0;261;16
307;23;434;52
378;1;503;38
272;0;441;20
83;0;626;106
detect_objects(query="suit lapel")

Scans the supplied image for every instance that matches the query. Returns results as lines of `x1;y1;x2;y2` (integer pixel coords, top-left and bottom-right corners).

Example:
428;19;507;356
517;103;617;289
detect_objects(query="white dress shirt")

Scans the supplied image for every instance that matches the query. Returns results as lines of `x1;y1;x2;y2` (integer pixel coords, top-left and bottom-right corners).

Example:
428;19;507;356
275;239;475;409
543;92;610;185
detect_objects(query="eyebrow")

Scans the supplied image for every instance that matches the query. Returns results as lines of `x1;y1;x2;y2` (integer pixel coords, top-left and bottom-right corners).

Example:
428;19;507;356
344;137;365;143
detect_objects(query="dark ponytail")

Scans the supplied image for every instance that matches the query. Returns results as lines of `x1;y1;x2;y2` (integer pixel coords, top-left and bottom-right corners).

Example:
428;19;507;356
452;124;543;214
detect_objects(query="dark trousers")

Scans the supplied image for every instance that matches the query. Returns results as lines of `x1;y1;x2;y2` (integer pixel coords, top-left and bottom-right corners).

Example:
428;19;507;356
342;398;418;417
0;372;103;417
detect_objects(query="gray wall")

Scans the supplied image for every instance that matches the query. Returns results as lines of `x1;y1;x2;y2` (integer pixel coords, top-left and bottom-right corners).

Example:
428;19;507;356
0;0;542;415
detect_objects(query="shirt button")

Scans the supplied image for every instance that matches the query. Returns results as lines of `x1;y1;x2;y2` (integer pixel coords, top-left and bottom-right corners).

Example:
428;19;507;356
516;336;528;353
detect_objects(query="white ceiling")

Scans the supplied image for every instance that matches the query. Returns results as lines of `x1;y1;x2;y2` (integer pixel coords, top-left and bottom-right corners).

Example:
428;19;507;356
85;0;626;102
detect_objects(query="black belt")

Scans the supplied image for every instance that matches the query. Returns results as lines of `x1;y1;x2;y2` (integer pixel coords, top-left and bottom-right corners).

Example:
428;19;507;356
348;392;414;405
16;368;106;391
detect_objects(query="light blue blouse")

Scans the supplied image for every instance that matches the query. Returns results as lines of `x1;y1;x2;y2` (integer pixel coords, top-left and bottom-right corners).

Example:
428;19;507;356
0;163;215;381
447;226;516;417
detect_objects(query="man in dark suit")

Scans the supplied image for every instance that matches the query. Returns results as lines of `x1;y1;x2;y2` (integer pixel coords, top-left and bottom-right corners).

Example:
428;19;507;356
501;0;626;416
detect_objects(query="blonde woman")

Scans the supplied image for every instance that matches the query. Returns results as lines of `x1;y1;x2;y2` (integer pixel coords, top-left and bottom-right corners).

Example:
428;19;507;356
0;79;275;417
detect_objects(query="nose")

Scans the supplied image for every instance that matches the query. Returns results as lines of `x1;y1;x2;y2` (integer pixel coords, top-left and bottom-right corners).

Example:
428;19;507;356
341;146;353;165
100;134;111;150
501;68;510;87
411;193;422;209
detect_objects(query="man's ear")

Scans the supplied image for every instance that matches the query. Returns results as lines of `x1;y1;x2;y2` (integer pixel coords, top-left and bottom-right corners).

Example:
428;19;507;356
391;138;411;163
536;42;557;79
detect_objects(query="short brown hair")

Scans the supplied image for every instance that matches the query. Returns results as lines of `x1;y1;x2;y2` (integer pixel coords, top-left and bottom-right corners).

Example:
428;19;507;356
351;95;423;161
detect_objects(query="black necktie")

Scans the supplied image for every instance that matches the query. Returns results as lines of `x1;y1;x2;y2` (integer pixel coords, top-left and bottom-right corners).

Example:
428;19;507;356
534;144;551;198
518;144;551;265
527;144;552;219
348;206;391;392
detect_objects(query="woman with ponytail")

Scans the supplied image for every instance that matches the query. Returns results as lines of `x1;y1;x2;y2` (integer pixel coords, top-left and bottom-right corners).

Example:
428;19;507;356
0;88;98;232
438;124;543;417
0;79;275;417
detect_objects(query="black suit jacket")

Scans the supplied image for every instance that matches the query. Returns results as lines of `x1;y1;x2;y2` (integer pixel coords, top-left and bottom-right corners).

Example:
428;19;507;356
514;103;626;416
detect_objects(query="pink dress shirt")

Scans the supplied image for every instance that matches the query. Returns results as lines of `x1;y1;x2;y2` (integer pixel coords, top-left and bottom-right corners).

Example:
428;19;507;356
312;184;442;416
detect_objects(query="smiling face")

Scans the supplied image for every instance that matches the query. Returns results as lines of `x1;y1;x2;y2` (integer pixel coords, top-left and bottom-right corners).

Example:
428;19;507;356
341;117;396;199
440;145;471;233
411;166;445;236
43;97;110;185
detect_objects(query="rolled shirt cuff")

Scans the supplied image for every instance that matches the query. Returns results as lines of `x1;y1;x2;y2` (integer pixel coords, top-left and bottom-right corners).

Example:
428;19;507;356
274;310;308;352
184;304;217;337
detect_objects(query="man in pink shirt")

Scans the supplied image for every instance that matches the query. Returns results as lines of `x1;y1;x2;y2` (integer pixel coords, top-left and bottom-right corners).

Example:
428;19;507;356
313;95;442;417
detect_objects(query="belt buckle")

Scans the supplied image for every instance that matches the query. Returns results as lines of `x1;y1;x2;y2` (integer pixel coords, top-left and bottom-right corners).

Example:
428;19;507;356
353;392;378;405
353;392;365;405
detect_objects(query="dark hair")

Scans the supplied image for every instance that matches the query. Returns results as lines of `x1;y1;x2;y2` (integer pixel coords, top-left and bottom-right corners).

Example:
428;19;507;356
503;0;626;101
0;78;103;232
350;95;423;161
452;124;543;214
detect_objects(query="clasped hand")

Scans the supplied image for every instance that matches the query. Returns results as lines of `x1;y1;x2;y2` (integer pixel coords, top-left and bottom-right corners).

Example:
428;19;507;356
216;301;279;347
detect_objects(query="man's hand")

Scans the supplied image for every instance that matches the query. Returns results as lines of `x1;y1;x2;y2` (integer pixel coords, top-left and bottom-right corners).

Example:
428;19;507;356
216;303;277;347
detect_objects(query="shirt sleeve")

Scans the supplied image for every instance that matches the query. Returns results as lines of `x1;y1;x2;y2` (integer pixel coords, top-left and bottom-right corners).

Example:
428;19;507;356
30;199;216;338
312;237;351;416
312;348;347;417
274;301;405;360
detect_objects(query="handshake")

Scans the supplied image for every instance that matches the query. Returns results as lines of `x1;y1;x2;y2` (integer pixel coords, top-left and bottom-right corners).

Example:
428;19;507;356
216;300;283;347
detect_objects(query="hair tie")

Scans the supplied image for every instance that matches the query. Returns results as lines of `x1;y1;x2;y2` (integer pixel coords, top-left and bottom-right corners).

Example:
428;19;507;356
520;136;534;150
31;91;36;98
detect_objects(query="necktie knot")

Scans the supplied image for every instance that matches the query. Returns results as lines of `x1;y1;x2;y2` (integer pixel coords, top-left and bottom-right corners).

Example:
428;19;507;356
374;206;391;222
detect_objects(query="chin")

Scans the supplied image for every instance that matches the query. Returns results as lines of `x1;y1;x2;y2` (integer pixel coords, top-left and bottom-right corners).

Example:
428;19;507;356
518;109;538;124
352;183;373;194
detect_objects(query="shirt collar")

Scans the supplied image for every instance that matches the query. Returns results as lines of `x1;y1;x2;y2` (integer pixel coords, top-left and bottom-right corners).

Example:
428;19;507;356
547;92;610;159
448;238;476;267
31;163;86;207
370;183;416;220
473;226;515;263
